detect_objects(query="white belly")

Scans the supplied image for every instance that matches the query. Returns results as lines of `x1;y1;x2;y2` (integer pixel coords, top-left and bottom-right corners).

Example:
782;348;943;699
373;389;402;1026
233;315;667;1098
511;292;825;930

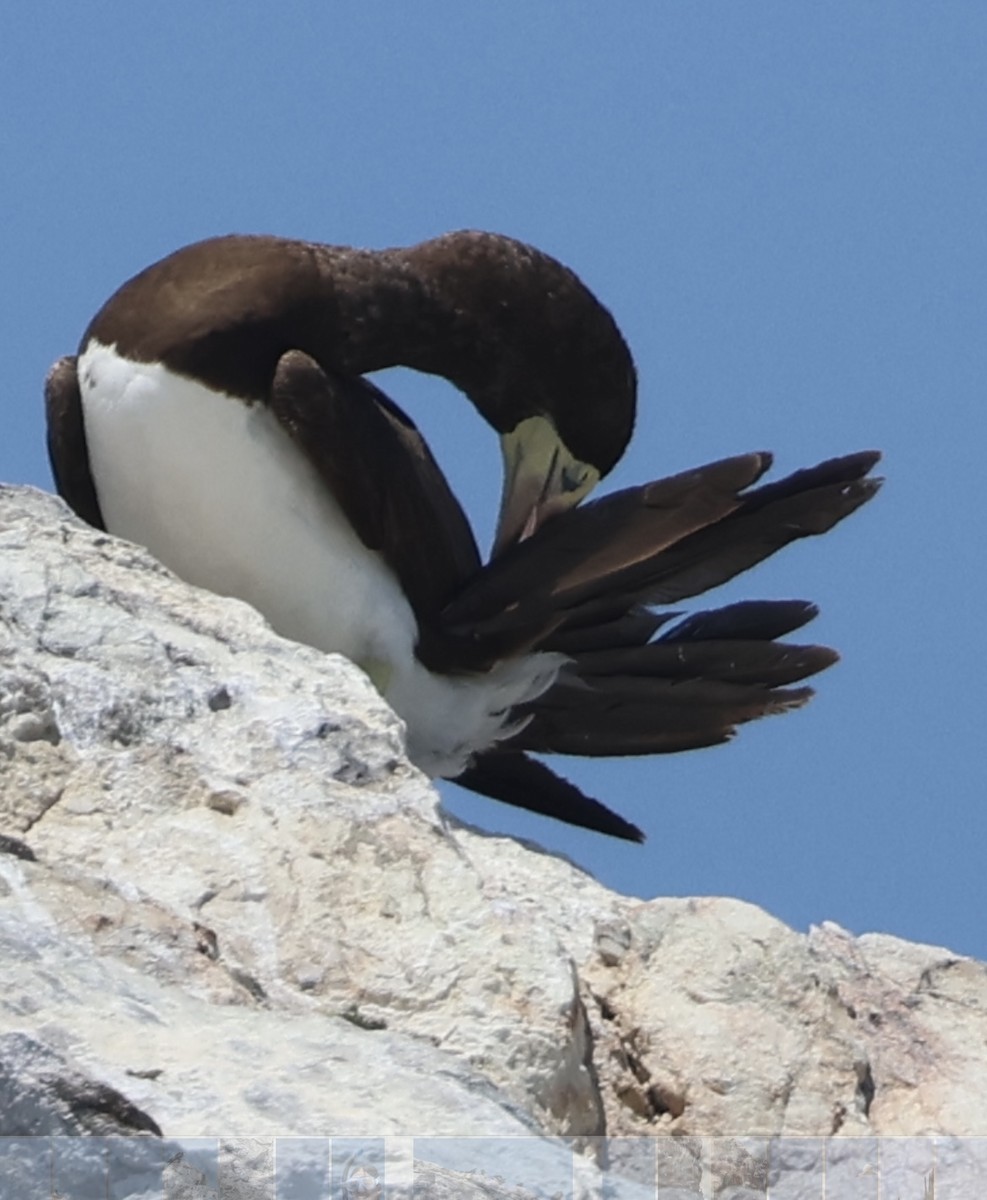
77;340;561;776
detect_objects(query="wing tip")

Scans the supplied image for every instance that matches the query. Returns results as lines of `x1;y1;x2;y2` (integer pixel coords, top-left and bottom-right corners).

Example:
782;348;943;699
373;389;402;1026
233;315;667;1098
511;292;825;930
452;751;646;843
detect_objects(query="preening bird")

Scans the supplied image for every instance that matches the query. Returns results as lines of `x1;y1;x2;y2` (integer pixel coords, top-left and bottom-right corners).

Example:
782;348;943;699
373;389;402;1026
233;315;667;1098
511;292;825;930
45;231;880;842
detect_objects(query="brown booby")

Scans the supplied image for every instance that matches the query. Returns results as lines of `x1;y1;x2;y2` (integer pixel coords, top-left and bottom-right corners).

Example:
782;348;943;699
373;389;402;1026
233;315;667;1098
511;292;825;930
45;231;881;842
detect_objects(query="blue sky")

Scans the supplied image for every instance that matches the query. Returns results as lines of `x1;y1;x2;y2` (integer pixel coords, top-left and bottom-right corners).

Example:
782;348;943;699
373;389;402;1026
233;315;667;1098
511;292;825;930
3;4;985;960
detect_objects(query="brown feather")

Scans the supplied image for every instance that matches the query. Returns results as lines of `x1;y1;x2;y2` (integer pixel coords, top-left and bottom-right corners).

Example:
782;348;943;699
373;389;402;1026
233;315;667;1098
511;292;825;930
268;350;497;672
624;457;882;606
658;599;822;643
510;676;815;757
545;607;675;653
442;454;881;649
573;641;838;687
44;357;106;530
441;453;773;636
453;751;644;842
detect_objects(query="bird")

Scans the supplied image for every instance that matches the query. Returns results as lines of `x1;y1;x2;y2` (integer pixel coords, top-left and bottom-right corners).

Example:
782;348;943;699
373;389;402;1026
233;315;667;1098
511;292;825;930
45;230;881;842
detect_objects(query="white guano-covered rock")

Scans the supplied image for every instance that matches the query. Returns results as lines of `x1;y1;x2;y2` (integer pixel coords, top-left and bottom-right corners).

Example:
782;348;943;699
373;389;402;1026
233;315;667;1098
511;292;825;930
1;483;986;1174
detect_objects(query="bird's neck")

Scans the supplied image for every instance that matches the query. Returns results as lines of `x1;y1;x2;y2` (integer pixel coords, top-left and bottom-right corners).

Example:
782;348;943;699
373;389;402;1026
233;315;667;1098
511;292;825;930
307;245;504;426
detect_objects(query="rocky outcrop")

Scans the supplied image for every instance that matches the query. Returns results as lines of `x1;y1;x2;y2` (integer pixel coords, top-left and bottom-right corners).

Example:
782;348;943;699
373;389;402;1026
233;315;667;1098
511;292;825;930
1;484;986;1194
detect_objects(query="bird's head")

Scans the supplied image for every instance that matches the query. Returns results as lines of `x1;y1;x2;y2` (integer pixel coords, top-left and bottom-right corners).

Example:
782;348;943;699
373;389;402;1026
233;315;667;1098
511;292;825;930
393;230;637;555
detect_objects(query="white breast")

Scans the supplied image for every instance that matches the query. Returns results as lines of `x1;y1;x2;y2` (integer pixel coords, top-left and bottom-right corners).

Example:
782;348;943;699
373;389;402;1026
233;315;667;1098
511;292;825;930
77;340;561;776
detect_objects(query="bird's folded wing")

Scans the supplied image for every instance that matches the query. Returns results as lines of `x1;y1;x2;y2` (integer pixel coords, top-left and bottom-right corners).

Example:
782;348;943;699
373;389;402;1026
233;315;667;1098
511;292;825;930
44;356;106;530
269;349;493;669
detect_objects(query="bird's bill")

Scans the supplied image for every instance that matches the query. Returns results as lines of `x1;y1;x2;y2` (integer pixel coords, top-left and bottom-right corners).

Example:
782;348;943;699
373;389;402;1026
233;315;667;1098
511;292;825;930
493;415;600;557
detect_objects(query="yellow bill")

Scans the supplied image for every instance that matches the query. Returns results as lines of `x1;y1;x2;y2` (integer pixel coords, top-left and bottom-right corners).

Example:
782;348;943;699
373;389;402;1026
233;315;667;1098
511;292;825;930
493;414;600;556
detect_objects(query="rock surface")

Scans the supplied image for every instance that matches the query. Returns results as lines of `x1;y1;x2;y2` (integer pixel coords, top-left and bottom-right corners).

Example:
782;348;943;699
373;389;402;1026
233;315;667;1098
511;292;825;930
2;484;986;1193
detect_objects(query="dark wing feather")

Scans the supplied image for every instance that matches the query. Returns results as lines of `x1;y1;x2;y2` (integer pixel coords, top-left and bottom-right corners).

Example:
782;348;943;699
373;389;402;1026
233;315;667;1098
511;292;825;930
505;596;846;761
573;640;837;687
433;447;879;786
44;356;106;529
445;452;881;650
659;599;822;643
453;750;644;842
269;350;495;671
441;453;772;637
509;675;815;757
545;607;675;653
621;453;882;607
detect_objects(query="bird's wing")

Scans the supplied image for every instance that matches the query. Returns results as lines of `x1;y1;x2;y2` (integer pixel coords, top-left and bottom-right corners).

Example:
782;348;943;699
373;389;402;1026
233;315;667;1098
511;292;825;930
440;452;772;639
441;451;880;640
268;350;491;670
44;356;106;529
439;454;880;774
504;600;836;759
452;750;644;842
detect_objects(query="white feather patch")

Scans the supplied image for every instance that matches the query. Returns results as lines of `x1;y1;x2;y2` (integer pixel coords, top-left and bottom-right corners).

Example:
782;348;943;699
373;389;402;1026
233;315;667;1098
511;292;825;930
78;340;561;776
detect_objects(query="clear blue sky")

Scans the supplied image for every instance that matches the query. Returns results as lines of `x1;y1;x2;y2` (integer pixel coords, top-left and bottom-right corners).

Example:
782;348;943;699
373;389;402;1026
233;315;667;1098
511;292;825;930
3;4;985;960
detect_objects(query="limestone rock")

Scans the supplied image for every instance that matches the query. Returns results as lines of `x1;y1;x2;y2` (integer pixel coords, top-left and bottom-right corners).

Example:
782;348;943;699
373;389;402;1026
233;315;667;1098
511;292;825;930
0;1032;161;1136
1;484;986;1189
